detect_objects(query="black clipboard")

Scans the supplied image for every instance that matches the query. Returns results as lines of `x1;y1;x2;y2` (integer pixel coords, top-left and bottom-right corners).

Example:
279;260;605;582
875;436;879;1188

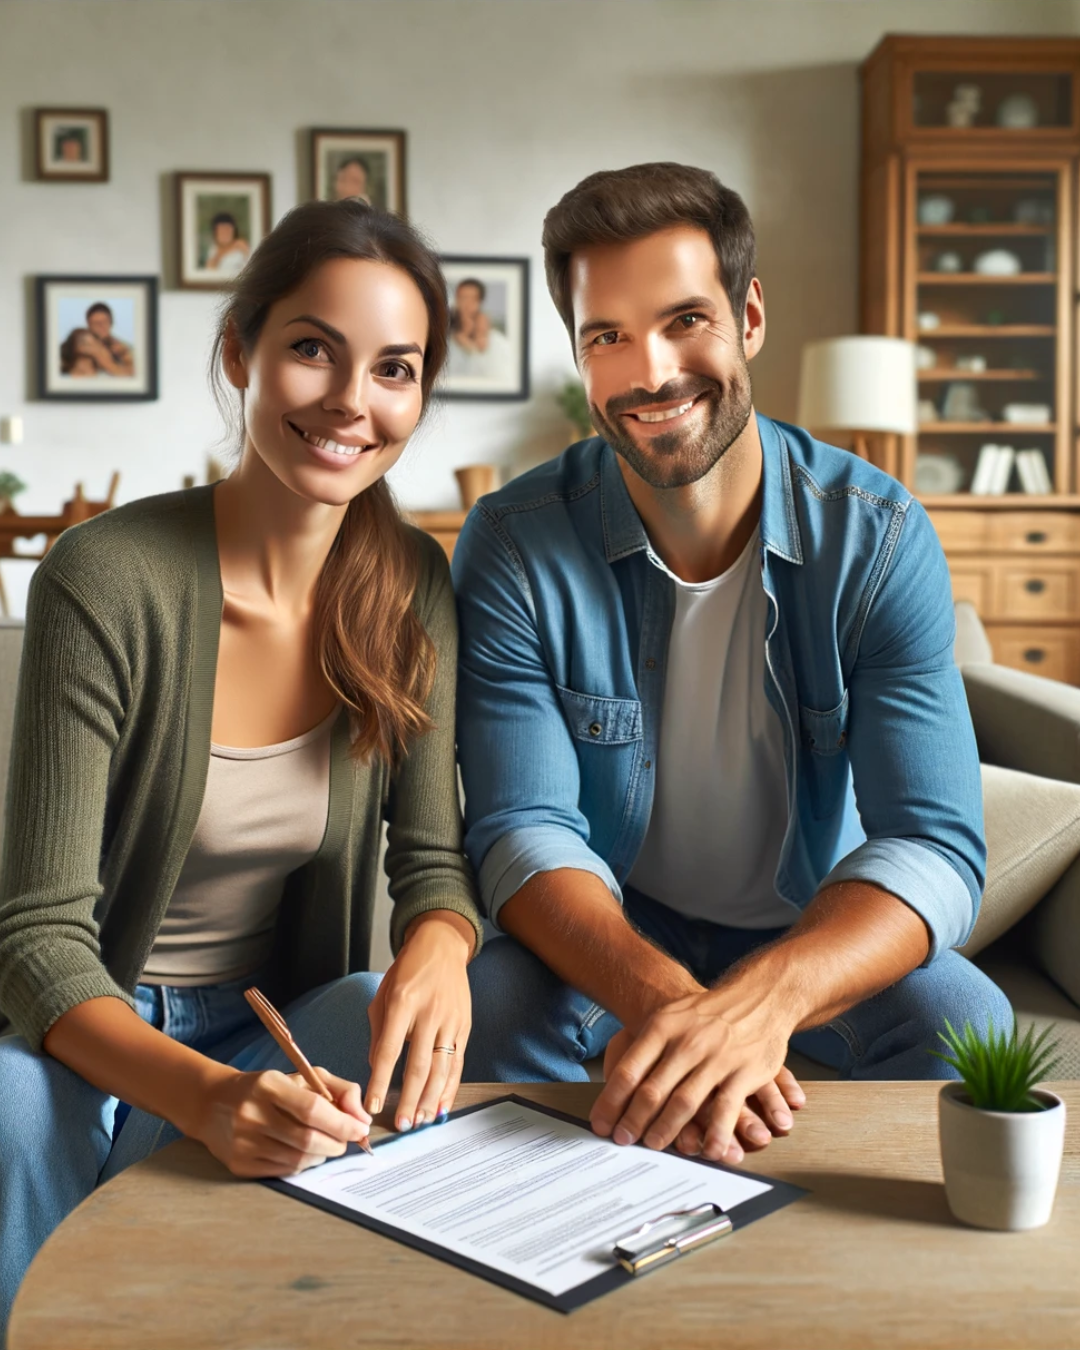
264;1093;808;1313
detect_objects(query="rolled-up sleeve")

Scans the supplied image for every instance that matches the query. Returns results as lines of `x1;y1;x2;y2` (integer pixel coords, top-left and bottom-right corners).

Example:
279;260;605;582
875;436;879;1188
835;500;986;960
452;509;619;924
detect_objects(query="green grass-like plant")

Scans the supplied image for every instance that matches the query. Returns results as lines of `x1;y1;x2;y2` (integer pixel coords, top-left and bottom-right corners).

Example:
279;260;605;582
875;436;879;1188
931;1016;1063;1112
556;380;594;438
0;470;26;502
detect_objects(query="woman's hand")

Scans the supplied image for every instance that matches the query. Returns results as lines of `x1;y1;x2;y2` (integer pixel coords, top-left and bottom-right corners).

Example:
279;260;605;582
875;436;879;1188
365;910;474;1132
191;1065;371;1177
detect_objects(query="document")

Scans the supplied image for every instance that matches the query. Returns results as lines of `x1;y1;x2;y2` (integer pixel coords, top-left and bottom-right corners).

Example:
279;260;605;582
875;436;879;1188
268;1096;805;1311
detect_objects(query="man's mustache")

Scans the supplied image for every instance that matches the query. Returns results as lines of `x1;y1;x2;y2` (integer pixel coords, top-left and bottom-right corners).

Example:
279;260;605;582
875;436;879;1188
604;378;719;419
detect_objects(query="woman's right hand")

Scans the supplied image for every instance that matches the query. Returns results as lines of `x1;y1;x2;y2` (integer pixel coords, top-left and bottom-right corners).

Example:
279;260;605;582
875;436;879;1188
191;1065;371;1177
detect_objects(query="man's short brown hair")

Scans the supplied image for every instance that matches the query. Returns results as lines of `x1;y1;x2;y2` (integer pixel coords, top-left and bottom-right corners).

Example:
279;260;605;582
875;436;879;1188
542;162;756;342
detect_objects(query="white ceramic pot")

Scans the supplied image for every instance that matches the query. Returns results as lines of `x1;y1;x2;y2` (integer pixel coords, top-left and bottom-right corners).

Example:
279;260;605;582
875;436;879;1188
938;1084;1066;1230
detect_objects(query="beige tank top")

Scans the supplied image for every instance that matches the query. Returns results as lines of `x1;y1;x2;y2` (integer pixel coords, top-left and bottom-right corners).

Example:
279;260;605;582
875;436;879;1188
141;707;338;986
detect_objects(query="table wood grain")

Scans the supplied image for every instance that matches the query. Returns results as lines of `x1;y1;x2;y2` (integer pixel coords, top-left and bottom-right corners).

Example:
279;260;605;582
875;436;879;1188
10;1082;1079;1350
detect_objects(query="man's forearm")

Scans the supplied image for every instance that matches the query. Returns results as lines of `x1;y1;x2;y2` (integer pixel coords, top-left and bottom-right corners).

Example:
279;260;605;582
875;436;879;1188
719;880;932;1035
497;869;700;1029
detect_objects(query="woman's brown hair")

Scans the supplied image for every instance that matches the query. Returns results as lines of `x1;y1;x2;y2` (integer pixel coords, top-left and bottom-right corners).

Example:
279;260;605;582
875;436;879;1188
209;198;450;765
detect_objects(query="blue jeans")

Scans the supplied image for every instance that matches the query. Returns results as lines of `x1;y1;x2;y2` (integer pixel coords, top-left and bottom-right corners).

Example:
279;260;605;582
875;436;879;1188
464;886;1014;1082
0;946;554;1338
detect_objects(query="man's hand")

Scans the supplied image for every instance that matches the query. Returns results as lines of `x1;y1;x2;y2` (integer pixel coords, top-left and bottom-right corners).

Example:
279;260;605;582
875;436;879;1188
591;983;802;1162
600;1023;804;1161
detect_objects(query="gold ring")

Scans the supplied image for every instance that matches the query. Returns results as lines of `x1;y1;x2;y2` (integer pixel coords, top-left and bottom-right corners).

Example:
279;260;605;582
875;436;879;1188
433;1045;457;1054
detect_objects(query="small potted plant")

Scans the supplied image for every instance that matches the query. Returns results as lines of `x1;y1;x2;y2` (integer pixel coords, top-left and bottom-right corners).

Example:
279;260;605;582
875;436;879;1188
556;379;594;442
935;1017;1066;1230
0;470;26;514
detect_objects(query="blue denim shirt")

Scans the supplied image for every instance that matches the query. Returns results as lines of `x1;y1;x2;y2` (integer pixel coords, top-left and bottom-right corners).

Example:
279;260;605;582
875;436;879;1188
452;413;985;961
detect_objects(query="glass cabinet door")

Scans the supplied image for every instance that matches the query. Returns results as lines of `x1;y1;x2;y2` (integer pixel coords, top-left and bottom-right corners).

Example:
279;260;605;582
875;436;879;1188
904;163;1069;500
910;70;1074;134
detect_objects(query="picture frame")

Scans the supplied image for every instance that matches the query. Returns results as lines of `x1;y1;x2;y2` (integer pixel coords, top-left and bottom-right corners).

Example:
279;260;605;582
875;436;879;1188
440;256;531;401
36;275;158;401
34;107;109;182
310;128;407;215
175;172;272;289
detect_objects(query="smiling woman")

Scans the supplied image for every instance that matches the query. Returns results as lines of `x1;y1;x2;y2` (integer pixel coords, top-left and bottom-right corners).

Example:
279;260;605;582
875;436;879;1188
0;200;561;1337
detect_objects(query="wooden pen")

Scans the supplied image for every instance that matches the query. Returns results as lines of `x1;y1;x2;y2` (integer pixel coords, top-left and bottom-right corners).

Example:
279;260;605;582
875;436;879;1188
244;987;374;1157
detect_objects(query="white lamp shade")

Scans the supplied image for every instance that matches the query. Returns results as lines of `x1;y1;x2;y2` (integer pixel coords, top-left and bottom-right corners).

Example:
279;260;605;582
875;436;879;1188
797;336;917;435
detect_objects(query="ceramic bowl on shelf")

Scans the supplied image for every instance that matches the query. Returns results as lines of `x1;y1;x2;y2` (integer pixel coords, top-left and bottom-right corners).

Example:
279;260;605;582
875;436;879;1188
934;251;963;273
915;345;937;370
918;195;954;226
996;93;1039;129
1002;403;1052;425
955;354;988;373
914;453;965;496
973;249;1022;276
917;311;941;331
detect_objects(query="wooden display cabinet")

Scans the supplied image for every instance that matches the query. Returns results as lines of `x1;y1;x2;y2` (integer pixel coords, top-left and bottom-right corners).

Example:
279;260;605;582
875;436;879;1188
860;35;1080;682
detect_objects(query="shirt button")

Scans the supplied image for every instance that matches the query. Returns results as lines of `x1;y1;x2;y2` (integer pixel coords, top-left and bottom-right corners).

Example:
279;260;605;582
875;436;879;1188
644;759;652;769
589;722;603;737
645;658;656;670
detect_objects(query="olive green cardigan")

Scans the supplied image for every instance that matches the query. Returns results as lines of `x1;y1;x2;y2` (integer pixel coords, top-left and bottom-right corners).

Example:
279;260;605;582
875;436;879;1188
0;486;482;1051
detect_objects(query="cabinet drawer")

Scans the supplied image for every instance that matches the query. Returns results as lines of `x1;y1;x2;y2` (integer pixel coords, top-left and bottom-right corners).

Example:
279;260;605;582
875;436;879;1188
927;511;991;554
948;564;991;613
990;513;1080;555
986;626;1080;685
996;562;1080;621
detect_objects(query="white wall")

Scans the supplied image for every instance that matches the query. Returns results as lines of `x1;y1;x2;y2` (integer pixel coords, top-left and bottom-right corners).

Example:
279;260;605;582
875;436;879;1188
2;0;1078;615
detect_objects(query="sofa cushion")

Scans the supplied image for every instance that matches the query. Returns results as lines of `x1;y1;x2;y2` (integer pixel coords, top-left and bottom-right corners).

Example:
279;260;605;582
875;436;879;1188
1026;859;1080;1012
974;945;1080;1079
960;764;1080;958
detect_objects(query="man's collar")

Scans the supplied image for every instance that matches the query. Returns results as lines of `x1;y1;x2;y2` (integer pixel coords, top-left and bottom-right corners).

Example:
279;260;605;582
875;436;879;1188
598;411;804;566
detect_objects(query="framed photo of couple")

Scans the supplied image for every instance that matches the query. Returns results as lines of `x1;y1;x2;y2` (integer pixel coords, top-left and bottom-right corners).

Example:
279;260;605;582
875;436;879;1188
175;172;272;290
36;275;159;401
440;256;530;401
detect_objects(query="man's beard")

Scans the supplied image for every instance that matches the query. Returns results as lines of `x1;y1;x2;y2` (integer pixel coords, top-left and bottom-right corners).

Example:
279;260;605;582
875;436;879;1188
590;361;753;490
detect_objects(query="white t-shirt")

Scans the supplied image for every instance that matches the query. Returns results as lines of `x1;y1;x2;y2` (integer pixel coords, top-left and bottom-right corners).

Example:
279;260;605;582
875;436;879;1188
627;527;796;928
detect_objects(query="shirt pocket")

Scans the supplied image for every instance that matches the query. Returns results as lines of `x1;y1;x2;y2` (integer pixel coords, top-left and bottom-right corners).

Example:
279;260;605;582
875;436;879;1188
556;686;643;745
798;691;851;820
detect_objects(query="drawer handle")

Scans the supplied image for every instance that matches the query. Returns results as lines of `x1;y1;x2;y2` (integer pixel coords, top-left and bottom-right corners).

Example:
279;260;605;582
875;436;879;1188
1023;648;1047;664
1026;531;1048;544
1024;579;1047;594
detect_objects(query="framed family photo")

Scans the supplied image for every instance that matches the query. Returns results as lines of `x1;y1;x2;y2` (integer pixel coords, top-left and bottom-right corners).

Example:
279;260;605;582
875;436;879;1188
175;172;271;289
310;128;406;214
36;275;158;401
34;108;109;182
440;256;530;401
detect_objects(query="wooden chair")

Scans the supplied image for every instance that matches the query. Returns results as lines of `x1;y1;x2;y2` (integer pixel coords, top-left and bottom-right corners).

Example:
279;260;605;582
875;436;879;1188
0;473;120;616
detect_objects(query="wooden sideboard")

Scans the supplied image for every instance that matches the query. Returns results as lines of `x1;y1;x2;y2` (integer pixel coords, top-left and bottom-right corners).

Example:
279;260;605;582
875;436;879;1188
927;501;1080;682
410;510;467;562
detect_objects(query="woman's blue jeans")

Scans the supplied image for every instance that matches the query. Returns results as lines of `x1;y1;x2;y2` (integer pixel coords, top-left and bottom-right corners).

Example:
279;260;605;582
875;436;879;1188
0;943;569;1339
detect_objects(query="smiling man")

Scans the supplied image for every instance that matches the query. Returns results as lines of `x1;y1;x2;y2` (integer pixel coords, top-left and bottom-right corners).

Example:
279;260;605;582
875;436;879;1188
453;163;1010;1166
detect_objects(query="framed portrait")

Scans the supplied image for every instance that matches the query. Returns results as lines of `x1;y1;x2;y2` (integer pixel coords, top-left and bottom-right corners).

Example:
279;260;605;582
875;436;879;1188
175;172;271;290
440;256;530;401
36;275;158;401
310;128;406;214
34;108;109;182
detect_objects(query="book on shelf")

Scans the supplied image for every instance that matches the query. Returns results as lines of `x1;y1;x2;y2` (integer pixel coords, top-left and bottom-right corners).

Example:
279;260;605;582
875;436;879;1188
969;444;1016;496
1016;447;1053;495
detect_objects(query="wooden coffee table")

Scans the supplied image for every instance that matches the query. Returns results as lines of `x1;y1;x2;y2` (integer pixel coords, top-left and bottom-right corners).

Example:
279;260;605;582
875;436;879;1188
10;1082;1079;1350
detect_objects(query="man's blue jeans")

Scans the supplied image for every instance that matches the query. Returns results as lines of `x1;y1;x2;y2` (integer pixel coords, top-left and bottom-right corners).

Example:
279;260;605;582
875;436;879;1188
464;885;1014;1083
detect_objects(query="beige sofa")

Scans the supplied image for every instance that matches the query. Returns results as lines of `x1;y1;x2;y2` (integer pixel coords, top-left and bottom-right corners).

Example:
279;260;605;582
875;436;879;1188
1;612;1078;1076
